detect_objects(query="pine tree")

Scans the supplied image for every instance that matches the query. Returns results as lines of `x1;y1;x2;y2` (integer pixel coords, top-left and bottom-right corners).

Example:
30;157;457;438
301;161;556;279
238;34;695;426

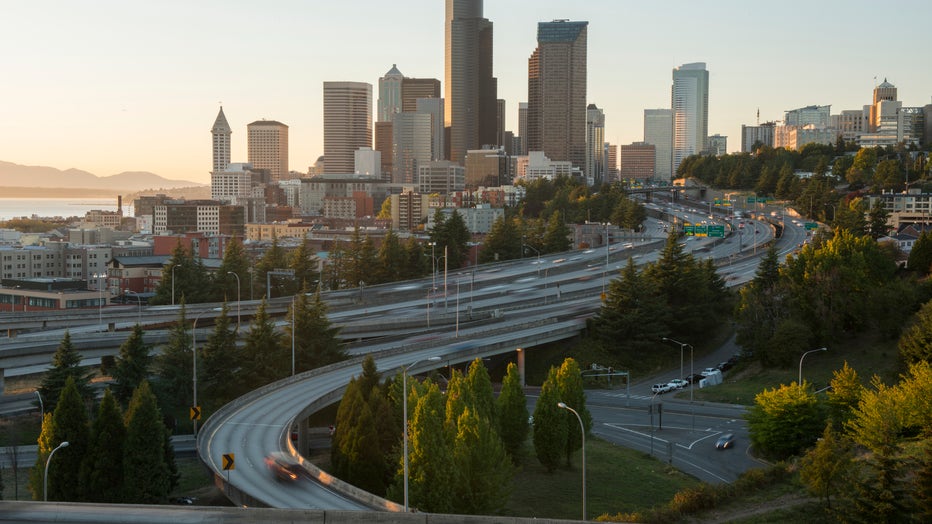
288;236;319;294
450;407;513;514
199;303;239;408
38;331;94;413
497;362;529;462
557;358;592;465
592;258;669;357
915;435;932;521
80;389;125;503
481;215;522;263
240;299;285;390
400;382;455;513
255;234;288;298
47;377;89;501
214;236;250;303
375;229;406;283
909;231;932;275
111;324;152;405
154;302;193;411
330;380;386;495
287;287;346;374
122;381;173;504
542;211;571;253
464;358;496;425
533;367;567;472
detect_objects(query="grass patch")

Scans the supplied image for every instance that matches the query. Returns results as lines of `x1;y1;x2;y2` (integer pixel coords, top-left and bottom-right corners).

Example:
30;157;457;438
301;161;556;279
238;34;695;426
504;437;699;520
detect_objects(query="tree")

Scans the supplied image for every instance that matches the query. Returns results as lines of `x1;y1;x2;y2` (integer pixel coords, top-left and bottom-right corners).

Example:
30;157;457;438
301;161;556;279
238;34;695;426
153;303;193;412
556;358;592;465
592;258;669;358
799;423;854;511
255;234;288;298
213;236;250;303
826;361;863;425
463;358;496;425
898;299;932;365
867;199;891;239
429;209;471;269
397;381;455;513
199;303;239;408
46;377;89;501
915;435;932;521
111;324;153;405
909;231;932;274
481;215;522;263
532;367;567;472
286;287;346;373
330;379;387;495
375;229;406;284
38;331;94;413
450;407;513;514
80;389;125;503
496;362;529;461
151;241;212;305
542;210;571;253
28;413;55;500
289;236;319;293
746;382;824;460
122;381;173;503
239;299;285;389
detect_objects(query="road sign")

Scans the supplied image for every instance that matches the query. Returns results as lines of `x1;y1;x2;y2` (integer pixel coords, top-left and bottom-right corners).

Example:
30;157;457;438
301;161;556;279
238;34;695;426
694;225;708;237
190;406;201;421
684;225;695;236
708;225;725;238
805;222;818;231
222;453;235;471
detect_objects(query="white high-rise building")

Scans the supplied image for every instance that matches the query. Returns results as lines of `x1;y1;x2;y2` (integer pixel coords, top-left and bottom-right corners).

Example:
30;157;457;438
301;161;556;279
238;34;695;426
671;62;709;176
416;97;445;161
211;107;232;173
644;108;673;182
354;147;381;178
324;81;373;174
585;104;605;186
378;64;404;123
392;112;432;185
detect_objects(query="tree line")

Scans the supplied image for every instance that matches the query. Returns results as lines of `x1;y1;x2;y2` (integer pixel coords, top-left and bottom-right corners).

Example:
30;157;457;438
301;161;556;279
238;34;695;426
330;355;590;515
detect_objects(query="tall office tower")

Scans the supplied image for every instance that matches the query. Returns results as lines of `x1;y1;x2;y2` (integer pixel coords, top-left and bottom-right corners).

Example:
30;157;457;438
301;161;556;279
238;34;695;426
870;79;898;132
585;104;605;186
416;97;445;161
401;77;442;113
526;20;589;176
323;81;372;174
605;143;619;183
378;64;404;122
211;106;232;173
671;62;709;176
741;122;776;152
374;121;394;183
643;108;673;182
247;120;289;182
445;0;498;164
518;102;528;154
392;112;432;185
495;99;506;148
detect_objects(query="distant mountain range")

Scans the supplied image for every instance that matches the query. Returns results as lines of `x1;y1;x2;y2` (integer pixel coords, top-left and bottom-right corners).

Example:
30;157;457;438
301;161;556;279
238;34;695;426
0;161;204;193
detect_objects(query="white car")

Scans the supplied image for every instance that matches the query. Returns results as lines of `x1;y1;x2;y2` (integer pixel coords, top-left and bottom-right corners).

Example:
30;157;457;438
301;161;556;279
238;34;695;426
652;383;673;394
668;379;688;389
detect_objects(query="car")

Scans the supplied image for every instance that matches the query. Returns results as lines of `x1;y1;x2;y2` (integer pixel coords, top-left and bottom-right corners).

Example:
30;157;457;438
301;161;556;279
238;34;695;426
701;367;719;376
715;433;736;450
651;383;673;394
685;373;704;384
265;452;303;481
717;361;733;372
668;379;688;389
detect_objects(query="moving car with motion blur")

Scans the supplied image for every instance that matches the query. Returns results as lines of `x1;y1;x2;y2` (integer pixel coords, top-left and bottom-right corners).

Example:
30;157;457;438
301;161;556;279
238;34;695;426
264;452;303;481
715;433;736;450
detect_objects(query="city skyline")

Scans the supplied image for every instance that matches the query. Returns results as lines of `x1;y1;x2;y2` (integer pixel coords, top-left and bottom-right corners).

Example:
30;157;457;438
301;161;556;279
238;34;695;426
3;0;931;184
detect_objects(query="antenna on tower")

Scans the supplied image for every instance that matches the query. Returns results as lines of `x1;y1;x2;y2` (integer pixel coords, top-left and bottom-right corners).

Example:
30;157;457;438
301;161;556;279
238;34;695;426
756;108;760;125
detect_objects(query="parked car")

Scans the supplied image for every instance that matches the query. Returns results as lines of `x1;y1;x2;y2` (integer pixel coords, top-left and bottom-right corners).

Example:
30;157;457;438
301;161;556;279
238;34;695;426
685;373;705;384
717;361;733;372
701;367;719;376
652;383;673;394
668;379;688;389
715;433;736;450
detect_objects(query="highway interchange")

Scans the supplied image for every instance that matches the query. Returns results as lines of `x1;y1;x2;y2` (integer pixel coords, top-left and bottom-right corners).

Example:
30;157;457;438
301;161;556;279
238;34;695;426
0;197;813;516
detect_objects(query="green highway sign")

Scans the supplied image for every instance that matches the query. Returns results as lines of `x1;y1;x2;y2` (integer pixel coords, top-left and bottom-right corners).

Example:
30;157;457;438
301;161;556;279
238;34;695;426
684;224;695;236
694;225;708;237
805;222;818;230
708;225;725;237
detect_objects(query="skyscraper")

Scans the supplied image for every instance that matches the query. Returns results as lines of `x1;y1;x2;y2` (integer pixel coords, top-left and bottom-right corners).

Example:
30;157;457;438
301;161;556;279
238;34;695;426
377;64;404;122
247;120;289;182
323;81;372;174
392;112;432;185
526;20;588;176
585;104;605;186
211;107;232;173
671;62;709;175
416;97;445;161
518;102;528;155
444;0;498;164
644;108;673;181
401;77;441;113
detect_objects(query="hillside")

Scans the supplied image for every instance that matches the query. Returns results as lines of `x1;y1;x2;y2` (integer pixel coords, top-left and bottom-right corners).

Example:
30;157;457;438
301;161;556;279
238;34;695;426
0;161;204;195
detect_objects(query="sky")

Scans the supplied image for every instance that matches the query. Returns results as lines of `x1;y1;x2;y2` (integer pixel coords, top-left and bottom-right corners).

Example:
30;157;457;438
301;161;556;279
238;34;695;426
3;0;931;185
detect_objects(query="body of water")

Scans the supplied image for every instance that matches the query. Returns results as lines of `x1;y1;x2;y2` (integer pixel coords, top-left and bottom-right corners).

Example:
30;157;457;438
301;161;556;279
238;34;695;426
0;198;132;221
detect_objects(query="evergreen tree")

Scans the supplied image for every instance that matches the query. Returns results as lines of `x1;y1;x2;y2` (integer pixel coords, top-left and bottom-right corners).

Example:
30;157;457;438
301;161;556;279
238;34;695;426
288;236;319;294
898;299;932;365
154;302;193;411
240;299;286;389
47;377;89;501
357;234;379;289
214;236;250;303
642;232;707;338
463;358;496;425
398;382;455;513
122;381;173;504
532;367;567;472
111;324;152;405
80;389;125;503
401;237;428;280
152;242;212;305
867;200;891;240
330;380;387;495
38;331;94;413
845;452;911;523
286;287;345;373
375;229;406;284
199;303;239;408
592;258;669;357
255;234;288;298
556;358;592;465
480;215;522;263
826;361;863;425
542;211;571;253
450;407;513;514
909;231;932;275
496;362;529;461
799;423;854;512
915;434;932;521
28;413;55;500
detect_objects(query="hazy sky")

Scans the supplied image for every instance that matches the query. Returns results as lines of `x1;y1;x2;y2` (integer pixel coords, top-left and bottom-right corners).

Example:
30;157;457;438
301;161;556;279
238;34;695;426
3;0;930;184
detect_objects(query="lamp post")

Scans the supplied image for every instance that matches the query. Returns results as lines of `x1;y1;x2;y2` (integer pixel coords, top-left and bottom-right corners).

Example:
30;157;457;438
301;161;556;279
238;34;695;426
44;441;69;501
403;356;441;512
291;295;296;376
94;272;106;332
125;289;141;323
35;390;43;419
799;347;828;386
226;271;241;330
662;337;695;431
558;402;586;521
428;242;437;292
522;240;541;277
171;263;183;306
191;308;220;435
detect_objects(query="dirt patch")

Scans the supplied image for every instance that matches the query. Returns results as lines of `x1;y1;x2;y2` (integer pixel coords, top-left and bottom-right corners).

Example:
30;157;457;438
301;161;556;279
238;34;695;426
688;493;814;523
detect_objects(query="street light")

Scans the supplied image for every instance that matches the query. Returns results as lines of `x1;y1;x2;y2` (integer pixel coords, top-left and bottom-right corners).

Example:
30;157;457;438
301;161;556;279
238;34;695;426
44;441;69;501
558;402;586;521
427;242;437;291
290;295;296;376
191;307;221;435
799;347;828;386
226;271;241;331
93;272;106;332
403;356;442;512
35;390;43;419
125;289;141;323
662;337;695;431
522;240;541;277
171;263;184;306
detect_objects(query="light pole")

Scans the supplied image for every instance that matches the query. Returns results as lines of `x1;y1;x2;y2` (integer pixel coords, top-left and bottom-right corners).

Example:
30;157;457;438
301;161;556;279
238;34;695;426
799;347;828;386
290;295;296;376
125;289;141;323
403;356;441;512
522;241;541;277
662;337;695;431
558;402;586;521
94;272;106;332
171;263;184;306
227;272;241;331
35;390;43;419
428;242;437;292
191;308;220;435
44;441;69;501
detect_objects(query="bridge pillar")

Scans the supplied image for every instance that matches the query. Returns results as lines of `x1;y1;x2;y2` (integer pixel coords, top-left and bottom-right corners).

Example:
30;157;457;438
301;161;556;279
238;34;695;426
0;367;5;395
